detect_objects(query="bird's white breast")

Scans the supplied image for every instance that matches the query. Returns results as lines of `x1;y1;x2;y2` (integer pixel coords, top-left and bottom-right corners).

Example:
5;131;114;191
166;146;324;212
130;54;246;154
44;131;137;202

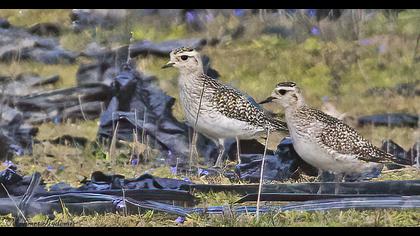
287;111;375;175
178;77;264;140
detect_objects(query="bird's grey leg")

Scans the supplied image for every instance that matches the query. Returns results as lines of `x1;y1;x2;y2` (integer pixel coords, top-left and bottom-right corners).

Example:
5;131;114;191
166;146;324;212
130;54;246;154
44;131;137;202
188;129;199;169
236;136;241;164
192;130;199;159
213;138;225;168
316;169;324;194
334;173;344;195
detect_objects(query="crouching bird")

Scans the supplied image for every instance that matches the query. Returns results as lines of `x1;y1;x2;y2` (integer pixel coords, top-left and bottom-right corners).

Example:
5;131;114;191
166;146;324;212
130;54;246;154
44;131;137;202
260;81;409;194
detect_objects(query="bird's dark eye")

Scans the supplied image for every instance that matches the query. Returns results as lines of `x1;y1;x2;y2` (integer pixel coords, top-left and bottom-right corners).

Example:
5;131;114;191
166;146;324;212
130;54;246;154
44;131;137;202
180;55;188;61
278;89;287;95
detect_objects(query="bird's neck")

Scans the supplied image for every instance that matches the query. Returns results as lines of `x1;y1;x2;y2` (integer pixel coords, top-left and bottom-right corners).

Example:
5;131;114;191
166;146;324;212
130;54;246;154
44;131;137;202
178;72;207;100
284;99;307;120
179;66;204;78
179;68;206;86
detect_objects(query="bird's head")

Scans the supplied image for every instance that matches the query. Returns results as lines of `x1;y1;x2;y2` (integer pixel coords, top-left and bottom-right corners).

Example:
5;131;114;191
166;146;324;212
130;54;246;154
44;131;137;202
162;47;203;75
259;81;304;108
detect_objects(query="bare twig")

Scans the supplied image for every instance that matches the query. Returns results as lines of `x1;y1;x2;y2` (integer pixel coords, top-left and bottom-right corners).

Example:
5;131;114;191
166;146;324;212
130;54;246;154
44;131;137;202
357;58;370;84
256;128;270;220
78;95;88;121
189;79;206;170
142;107;148;162
109;121;120;164
122;187;128;216
133;109;140;166
236;136;241;164
1;183;28;224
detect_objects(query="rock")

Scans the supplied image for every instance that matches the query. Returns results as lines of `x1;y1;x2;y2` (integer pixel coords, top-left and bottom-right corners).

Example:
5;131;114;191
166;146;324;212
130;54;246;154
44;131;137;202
0;73;60;96
407;142;419;167
77;44;129;86
0;104;38;159
129;38;207;58
235;154;297;183
261;26;294;38
358;113;419;128
62;101;105;122
0;18;10;29
365;80;420;97
77;46;218;87
229;139;274;157
48;135;89;147
381;140;419;169
0;27;77;64
97;62;190;161
13;83;112;124
381;140;412;164
27;22;61;37
76;61;117;86
70;9;129;32
234;137;318;182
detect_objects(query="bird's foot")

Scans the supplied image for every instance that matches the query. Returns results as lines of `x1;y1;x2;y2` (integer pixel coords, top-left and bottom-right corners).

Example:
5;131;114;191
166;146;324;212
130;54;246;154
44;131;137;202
213;160;224;168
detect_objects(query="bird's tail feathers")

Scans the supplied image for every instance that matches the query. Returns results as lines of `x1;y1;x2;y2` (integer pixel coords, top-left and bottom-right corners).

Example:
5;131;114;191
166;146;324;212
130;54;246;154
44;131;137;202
382;151;416;169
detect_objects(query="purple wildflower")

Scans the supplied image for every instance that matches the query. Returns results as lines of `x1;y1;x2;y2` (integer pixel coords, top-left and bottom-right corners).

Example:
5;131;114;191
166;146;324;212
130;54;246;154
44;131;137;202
9;144;24;156
131;158;139;166
2;160;14;167
378;43;387;54
170;166;177;175
58;166;65;171
186;11;196;24
53;115;61;125
359;38;373;46
306;9;317;18
113;199;126;209
175;216;185;224
182;177;191;183
233;9;245;17
205;12;214;22
310;26;320;36
286;9;297;15
197;168;209;176
47;165;54;172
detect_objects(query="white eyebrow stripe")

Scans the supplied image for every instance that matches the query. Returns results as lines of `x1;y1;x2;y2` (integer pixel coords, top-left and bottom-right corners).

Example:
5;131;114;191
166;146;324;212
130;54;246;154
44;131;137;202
177;51;197;57
276;86;295;91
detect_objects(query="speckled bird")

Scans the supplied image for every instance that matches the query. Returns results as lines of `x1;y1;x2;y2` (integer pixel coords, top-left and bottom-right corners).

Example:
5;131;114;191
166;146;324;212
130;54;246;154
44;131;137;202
260;82;405;192
162;47;288;167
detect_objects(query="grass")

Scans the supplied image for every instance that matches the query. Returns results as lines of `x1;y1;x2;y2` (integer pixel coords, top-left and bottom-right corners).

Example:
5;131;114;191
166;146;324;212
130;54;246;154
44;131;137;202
0;209;419;227
0;9;419;226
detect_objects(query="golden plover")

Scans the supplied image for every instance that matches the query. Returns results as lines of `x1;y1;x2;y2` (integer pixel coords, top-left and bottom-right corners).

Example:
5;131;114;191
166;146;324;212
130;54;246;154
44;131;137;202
162;47;288;167
260;82;405;193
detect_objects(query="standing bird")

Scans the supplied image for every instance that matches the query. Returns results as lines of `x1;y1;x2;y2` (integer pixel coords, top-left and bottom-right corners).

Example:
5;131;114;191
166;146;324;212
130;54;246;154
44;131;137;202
260;82;407;193
162;47;288;167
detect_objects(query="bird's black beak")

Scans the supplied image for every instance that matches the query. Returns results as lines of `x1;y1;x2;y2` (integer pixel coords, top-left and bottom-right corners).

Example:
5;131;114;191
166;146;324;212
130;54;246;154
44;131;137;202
259;96;275;104
162;62;175;69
